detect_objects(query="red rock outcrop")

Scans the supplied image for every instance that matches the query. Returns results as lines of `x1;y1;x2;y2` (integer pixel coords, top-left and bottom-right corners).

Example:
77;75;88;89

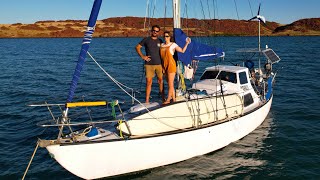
0;17;319;38
273;18;320;35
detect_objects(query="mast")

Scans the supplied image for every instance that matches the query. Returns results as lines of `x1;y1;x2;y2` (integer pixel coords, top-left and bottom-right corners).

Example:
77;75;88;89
173;0;181;28
248;3;265;71
258;17;261;52
173;0;181;94
257;4;264;71
258;15;261;70
66;0;103;103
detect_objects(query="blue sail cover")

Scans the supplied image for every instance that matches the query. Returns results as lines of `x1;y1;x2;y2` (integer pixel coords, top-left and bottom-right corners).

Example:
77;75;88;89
174;28;224;65
265;77;273;101
66;0;102;103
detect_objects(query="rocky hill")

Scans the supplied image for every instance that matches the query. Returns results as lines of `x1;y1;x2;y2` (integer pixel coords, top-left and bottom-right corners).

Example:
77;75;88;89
0;17;319;38
273;18;320;36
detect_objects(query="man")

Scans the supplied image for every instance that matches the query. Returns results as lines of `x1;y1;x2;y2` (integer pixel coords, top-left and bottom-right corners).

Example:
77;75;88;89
135;25;164;103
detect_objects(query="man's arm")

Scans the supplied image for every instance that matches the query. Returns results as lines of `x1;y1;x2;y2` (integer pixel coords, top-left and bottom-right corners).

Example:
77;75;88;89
135;44;151;61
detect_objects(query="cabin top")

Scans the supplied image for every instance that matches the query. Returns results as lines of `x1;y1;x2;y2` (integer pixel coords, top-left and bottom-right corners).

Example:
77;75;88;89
205;65;248;74
193;64;251;96
201;65;250;85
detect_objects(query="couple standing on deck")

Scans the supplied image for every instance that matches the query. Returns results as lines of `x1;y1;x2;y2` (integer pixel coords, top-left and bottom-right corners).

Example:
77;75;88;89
135;25;191;105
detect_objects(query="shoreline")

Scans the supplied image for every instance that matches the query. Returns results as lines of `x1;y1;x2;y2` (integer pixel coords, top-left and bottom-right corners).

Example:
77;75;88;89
1;17;319;38
1;34;320;39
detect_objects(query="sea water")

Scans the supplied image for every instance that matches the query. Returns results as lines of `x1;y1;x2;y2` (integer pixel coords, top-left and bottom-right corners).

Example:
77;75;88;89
0;36;319;179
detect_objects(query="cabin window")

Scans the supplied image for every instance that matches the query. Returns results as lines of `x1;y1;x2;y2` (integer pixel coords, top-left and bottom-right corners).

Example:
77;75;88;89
200;71;237;84
239;72;248;85
244;93;254;107
200;71;219;80
220;71;237;83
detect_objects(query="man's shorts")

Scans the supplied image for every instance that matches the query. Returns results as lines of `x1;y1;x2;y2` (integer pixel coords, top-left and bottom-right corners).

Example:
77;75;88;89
145;65;163;79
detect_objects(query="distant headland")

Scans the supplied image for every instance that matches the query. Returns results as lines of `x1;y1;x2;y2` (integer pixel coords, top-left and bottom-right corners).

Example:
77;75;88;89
0;17;319;38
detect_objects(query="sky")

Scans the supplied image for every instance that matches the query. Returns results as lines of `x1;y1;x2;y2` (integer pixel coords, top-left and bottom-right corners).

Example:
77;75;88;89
0;0;319;25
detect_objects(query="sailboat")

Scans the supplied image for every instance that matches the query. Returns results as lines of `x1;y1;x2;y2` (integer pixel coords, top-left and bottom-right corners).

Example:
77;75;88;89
29;0;280;179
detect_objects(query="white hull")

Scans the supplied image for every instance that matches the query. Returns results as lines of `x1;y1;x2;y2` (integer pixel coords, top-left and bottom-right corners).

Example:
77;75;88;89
47;97;272;179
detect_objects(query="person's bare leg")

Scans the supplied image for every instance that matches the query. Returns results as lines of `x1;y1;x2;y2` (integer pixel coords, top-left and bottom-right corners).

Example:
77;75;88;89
163;73;175;104
157;77;165;102
172;75;176;102
146;78;152;103
169;73;176;102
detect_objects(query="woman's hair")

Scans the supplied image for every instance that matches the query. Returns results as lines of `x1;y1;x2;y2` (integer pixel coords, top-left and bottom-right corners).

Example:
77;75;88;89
164;31;174;42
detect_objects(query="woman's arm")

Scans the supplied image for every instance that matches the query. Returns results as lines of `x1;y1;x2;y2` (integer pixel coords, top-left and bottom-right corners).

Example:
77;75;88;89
175;37;191;53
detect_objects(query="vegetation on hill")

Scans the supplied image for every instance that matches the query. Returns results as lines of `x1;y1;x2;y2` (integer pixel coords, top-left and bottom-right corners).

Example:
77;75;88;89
273;18;320;36
0;17;319;38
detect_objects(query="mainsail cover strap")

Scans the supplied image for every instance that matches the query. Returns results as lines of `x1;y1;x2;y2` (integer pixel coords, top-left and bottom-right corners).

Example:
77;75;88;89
66;0;103;103
173;28;225;65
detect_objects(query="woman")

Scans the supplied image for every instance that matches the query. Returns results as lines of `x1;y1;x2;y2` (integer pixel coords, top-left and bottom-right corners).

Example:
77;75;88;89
160;31;191;104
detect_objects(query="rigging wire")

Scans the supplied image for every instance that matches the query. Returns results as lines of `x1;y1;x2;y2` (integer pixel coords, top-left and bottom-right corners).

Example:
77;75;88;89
199;0;210;45
87;52;136;95
212;0;224;51
138;64;145;94
233;0;248;61
22;141;40;180
248;0;254;17
213;0;222;44
200;0;206;20
151;0;157;18
164;0;167;31
233;0;240;21
86;51;163;121
206;0;213;38
147;0;154;30
87;53;205;131
144;0;150;31
181;0;189;35
206;0;211;20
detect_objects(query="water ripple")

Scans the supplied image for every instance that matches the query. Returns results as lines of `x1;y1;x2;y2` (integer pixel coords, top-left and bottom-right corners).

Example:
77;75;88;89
0;37;319;179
